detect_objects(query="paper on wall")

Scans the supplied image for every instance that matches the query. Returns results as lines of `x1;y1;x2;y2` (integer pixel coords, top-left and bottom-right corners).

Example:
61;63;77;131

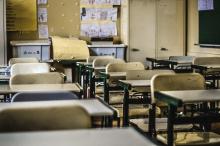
81;22;117;37
81;0;120;5
81;8;117;21
198;0;214;11
38;24;49;39
38;8;48;23
38;0;47;5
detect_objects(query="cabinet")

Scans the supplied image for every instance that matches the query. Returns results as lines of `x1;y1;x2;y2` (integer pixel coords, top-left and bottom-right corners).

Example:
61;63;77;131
0;0;7;65
88;44;127;60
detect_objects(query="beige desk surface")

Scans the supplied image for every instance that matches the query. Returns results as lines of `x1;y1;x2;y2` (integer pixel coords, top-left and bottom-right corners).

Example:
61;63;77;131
0;99;113;117
119;80;151;87
159;89;220;104
0;128;157;146
0;83;81;94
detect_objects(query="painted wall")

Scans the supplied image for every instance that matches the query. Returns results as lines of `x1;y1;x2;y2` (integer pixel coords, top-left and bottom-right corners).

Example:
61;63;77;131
188;0;220;56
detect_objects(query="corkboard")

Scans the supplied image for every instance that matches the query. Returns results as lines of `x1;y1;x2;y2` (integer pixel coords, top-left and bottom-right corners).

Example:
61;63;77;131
47;0;80;37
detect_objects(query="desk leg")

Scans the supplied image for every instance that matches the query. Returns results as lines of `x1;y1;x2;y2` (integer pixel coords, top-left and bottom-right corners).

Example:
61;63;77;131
123;88;129;127
167;105;176;146
149;103;156;137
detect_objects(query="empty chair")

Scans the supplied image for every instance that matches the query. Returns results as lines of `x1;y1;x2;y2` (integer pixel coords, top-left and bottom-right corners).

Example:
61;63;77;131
106;62;145;73
11;91;79;102
8;57;39;66
10;63;50;77
10;72;64;85
93;58;125;75
0;103;91;132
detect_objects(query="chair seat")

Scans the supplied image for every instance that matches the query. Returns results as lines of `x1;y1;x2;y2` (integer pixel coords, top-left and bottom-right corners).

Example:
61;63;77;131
130;118;193;133
157;132;220;146
114;105;161;118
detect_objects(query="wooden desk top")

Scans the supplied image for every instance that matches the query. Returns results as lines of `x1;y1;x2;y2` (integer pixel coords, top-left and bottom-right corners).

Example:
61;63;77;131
119;80;151;87
0;83;81;94
0;128;158;146
0;99;113;117
155;89;220;106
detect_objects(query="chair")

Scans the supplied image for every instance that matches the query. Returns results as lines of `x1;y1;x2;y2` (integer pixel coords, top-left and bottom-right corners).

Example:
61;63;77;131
0;103;91;132
10;63;50;77
152;74;208;145
88;58;125;98
8;57;39;66
10;72;64;85
11;91;79;102
130;73;205;136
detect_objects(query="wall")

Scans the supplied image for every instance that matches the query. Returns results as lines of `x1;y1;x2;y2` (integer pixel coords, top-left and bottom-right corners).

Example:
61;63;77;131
188;0;220;56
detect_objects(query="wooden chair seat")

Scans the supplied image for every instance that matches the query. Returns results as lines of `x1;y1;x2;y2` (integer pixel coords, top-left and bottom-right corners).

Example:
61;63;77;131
157;132;220;146
130;118;193;133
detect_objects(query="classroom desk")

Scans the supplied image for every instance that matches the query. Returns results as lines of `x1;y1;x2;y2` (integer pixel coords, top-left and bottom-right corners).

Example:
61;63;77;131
146;57;192;72
0;66;10;84
118;80;151;127
192;64;220;88
0;128;160;146
85;66;107;98
76;62;92;86
155;89;220;146
0;83;82;100
0;99;115;127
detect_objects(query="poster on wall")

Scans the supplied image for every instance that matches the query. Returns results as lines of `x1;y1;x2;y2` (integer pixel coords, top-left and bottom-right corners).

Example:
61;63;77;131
38;8;48;23
81;22;117;37
6;0;37;31
38;24;49;39
38;0;48;5
198;0;214;11
81;8;117;21
81;0;121;5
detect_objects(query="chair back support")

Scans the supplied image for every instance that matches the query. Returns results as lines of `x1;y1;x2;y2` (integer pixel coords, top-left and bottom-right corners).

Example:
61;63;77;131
193;57;220;65
11;91;78;102
106;62;145;73
0;103;91;132
10;72;64;85
93;58;125;75
9;58;39;66
151;73;205;103
10;63;50;76
126;70;175;80
87;56;114;63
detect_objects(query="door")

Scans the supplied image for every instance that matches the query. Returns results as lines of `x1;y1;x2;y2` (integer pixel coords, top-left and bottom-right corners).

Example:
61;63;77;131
0;0;6;65
156;0;185;59
129;0;156;66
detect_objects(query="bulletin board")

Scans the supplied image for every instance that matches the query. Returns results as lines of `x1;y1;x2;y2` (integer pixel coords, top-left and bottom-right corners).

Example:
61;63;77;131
199;0;220;45
6;0;37;31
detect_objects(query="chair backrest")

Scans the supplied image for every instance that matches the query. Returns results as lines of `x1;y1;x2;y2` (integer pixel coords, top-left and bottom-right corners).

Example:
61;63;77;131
10;63;50;76
93;58;125;68
87;56;114;63
126;70;175;80
10;72;64;85
151;73;205;103
0;103;91;132
106;62;145;73
93;58;125;75
11;91;78;102
193;57;220;65
8;58;39;66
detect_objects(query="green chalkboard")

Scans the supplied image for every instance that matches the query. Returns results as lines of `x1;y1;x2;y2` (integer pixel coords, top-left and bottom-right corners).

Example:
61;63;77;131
199;0;220;45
